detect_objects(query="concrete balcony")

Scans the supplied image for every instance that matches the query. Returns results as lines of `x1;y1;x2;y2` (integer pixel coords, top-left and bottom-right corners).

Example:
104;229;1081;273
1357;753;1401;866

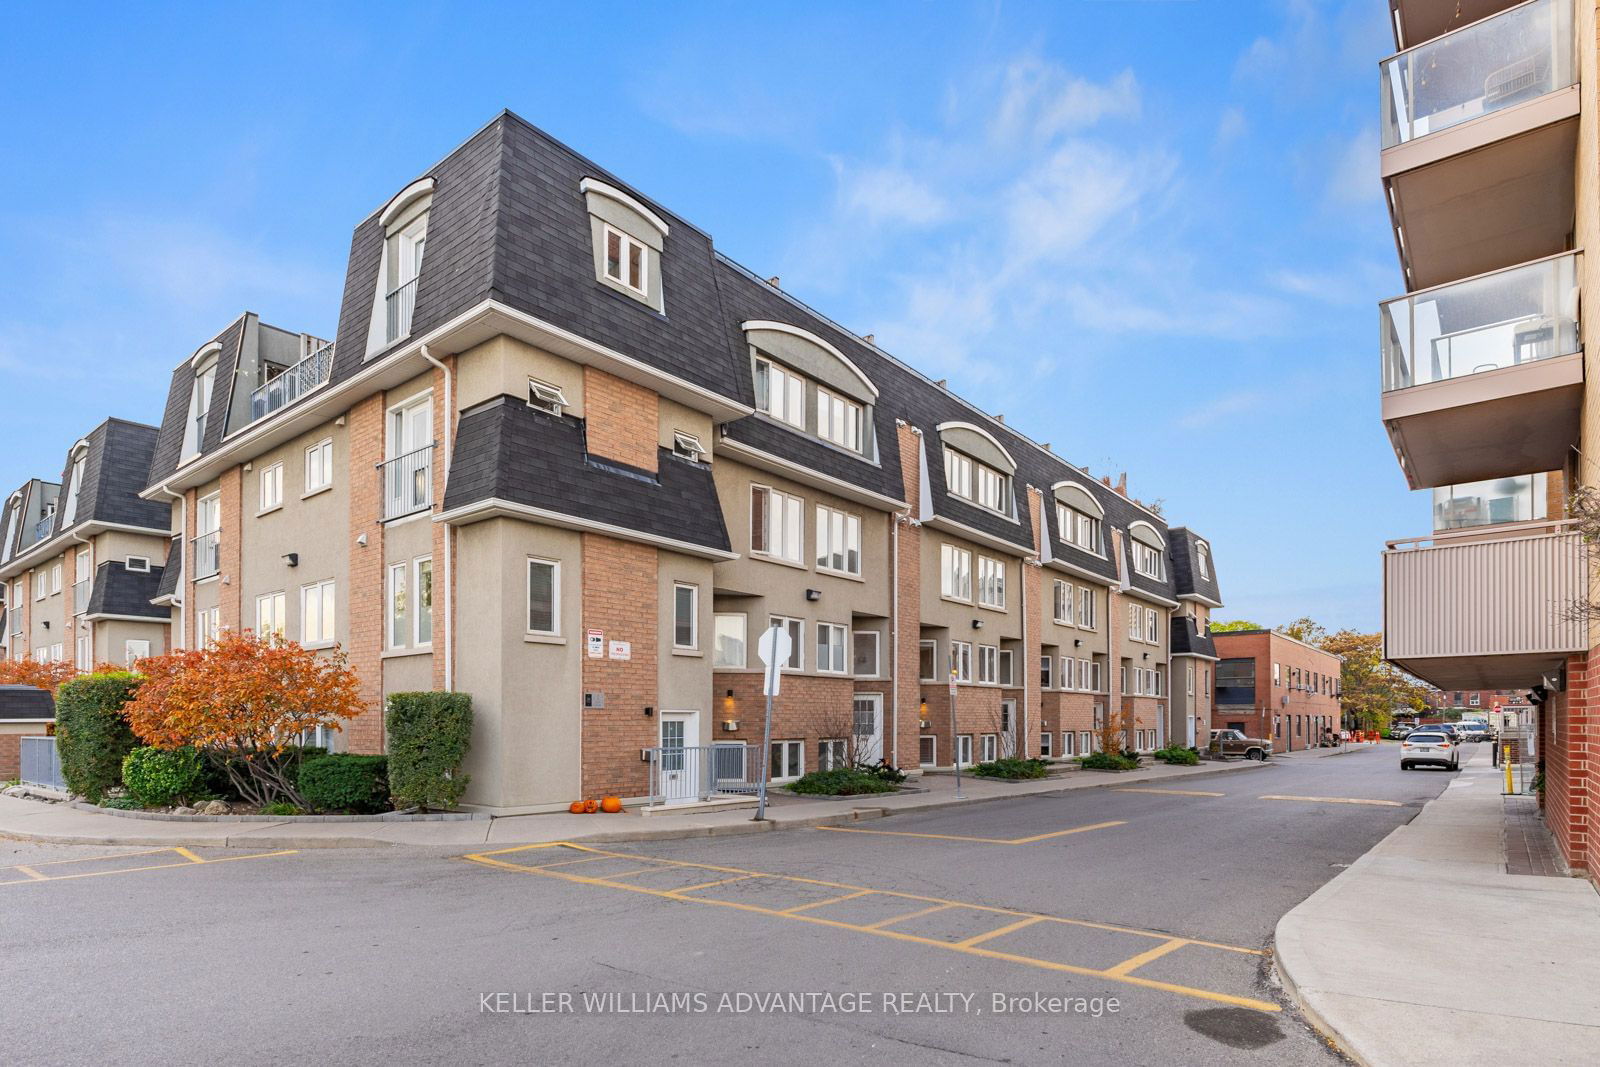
1381;0;1577;289
1384;518;1586;689
1381;252;1581;489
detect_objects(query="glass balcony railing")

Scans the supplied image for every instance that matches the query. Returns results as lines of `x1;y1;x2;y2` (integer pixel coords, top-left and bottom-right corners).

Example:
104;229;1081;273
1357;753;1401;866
1381;0;1574;149
1381;251;1580;392
1433;473;1548;531
249;343;334;423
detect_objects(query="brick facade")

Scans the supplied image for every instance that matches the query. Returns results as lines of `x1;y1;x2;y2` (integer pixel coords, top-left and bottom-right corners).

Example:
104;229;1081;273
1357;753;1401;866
218;466;243;632
892;423;925;771
1212;630;1342;753
583;367;658;473
345;394;386;754
580;535;658;798
1543;651;1597;878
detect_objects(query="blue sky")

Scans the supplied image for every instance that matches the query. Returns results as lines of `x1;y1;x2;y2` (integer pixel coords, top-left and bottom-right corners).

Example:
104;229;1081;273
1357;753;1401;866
0;1;1404;631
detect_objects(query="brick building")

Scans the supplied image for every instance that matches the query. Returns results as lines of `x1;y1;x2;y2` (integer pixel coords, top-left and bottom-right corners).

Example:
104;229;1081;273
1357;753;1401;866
0;113;1225;810
1212;630;1342;753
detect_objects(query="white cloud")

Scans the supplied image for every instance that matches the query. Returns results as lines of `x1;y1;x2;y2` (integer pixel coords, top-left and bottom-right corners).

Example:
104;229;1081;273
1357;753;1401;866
1213;107;1248;152
1175;390;1268;430
1003;141;1163;264
1326;126;1381;206
835;164;950;227
989;59;1141;145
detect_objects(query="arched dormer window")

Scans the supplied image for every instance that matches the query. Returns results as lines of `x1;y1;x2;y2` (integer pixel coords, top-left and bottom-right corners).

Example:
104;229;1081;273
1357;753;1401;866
1195;539;1211;580
744;321;879;459
60;439;90;527
937;422;1016;517
1052;480;1104;554
1128;520;1167;581
183;343;222;460
582;178;669;312
366;177;435;355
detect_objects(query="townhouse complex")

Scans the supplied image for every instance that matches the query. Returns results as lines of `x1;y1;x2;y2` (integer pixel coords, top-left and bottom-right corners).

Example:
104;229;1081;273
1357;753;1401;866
0;113;1225;811
1213;630;1343;753
1377;0;1600;880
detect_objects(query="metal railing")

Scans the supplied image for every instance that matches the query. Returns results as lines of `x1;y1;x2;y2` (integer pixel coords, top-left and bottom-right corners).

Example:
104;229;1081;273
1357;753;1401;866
192;530;220;579
72;578;91;611
645;743;759;805
1380;0;1573;148
249;343;334;422
386;277;418;343
379;443;434;521
32;514;54;542
21;736;66;792
1381;252;1581;392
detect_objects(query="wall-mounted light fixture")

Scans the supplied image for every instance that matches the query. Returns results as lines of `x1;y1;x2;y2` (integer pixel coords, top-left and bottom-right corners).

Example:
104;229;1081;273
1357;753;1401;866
643;706;654;717
805;589;822;602
1142;652;1150;661
971;619;984;630
1073;638;1082;648
283;552;299;567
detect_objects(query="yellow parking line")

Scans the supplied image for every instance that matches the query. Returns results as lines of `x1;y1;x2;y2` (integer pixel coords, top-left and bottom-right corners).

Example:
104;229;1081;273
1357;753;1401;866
1259;795;1402;807
817;820;1125;845
1104;937;1188;977
675;874;758;893
781;889;873;914
12;866;47;881
1;847;174;869
957;915;1045;948
174;847;206;864
0;849;296;887
863;903;954;930
1114;788;1226;798
591;867;673;881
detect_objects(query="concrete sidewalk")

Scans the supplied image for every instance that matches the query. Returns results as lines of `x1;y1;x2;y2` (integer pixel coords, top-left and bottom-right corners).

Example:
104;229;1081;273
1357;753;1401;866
0;755;1270;850
1275;744;1600;1066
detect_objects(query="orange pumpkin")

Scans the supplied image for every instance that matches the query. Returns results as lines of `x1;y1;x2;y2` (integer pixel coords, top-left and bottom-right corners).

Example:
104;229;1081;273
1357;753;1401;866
583;799;599;814
600;795;623;814
568;800;585;814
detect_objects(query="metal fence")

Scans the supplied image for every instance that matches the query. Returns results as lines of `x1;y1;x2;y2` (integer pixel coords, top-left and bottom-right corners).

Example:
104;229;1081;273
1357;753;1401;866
379;443;434;520
645;743;759;805
20;736;66;792
386;277;418;343
192;530;221;579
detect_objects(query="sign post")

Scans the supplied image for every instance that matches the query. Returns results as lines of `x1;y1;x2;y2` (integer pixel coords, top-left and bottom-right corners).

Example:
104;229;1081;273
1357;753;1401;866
754;621;791;821
949;667;963;800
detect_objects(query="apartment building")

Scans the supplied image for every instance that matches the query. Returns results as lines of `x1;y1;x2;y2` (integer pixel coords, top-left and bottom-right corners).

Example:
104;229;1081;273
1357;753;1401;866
0;419;171;668
1213;630;1342;753
1377;0;1600;880
10;113;1224;812
1168;528;1221;749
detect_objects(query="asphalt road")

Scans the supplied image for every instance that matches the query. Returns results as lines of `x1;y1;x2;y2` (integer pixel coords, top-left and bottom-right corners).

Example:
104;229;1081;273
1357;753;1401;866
0;745;1459;1066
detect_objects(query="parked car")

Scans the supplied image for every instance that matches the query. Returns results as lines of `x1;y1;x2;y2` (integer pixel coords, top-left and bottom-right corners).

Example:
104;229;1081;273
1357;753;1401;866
1207;729;1272;761
1390;724;1414;740
1455;721;1489;743
1399;731;1460;771
1433;723;1461;744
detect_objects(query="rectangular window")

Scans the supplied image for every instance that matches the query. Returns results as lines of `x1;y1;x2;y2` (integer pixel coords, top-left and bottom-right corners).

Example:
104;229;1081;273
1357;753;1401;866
943;447;974;501
1041;656;1053;689
751;486;803;564
1187;664;1195;696
951;641;973;683
76;634;92;666
196;606;221;647
1059;657;1072;691
527;378;569;416
769;616;803;671
1133;541;1165;580
1061;732;1076;757
259;463;284;512
815;505;862;575
386;562;408;649
34;572;46;600
957;734;973;767
125;555;150;573
976;465;1009;513
1059;505;1102;553
415;558;433;646
769;739;804;781
977;556;1006;609
1053;580;1071;624
981;734;998;762
75;548;91;584
816;622;848;674
919;640;937;682
816;388;862;451
940;544;972;601
1274;662;1281;686
305;439;334;493
50;564;62;595
1091;660;1103;692
673;583;698;650
853;631;880;677
527;558;559;635
300;580;335;646
818;739;849;772
753;358;805;429
919;735;937;766
977;645;998;685
1128;603;1141;641
998;649;1014;687
1197;543;1210;578
1145;608;1158;644
603;224;648;296
1080;730;1094;755
1039;732;1053;758
1078;587;1096;629
713;613;746;668
255;591;286;639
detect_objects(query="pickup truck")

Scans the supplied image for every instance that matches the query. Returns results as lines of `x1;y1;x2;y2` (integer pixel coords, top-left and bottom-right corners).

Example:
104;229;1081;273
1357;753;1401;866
1207;729;1273;761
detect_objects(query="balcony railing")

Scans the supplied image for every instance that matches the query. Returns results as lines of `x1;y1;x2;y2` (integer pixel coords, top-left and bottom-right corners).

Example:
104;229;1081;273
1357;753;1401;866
386;277;418;344
192;530;220;580
249;343;334;422
32;515;53;542
1433;473;1547;531
379;443;434;521
1381;0;1574;148
1381;252;1580;392
72;578;91;611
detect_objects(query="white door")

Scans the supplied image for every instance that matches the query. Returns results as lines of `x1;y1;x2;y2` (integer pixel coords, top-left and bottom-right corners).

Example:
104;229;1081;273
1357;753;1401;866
658;710;701;805
1000;699;1017;757
852;694;883;764
1186;714;1197;748
387;396;433;514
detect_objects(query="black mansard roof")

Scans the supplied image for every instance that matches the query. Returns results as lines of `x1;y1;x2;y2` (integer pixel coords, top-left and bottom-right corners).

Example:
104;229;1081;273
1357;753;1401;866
1168;526;1222;604
86;560;167;620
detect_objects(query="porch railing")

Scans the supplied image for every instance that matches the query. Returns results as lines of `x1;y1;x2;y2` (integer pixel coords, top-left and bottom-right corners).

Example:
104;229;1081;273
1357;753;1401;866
378;443;434;521
249;343;335;422
20;736;67;792
645;743;759;805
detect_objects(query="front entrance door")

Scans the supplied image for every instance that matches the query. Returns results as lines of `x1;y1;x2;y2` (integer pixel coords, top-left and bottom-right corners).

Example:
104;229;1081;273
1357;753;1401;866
658;710;701;805
1000;699;1017;757
852;694;883;764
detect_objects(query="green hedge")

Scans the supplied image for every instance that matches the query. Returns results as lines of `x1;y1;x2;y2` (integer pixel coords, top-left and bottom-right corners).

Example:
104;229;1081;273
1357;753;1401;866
54;672;141;801
1152;746;1200;766
386;692;472;810
123;746;205;808
970;757;1050;780
299;754;390;814
1078;750;1140;771
788;768;899;795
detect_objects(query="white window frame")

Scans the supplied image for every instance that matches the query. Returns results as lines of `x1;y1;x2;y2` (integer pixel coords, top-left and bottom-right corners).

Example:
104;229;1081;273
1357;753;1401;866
816;387;862;451
753;357;806;429
977;644;998;685
75;548;92;583
1197;543;1211;579
1133;540;1165;580
672;430;705;460
815;505;862;576
1078;586;1096;629
769;615;803;671
196;606;221;648
919;639;938;683
957;734;974;767
919;735;937;767
300;579;336;647
304;438;334;494
255;590;286;640
672;583;699;651
75;633;92;667
602;223;649;297
125;555;150;573
751;485;804;564
527;558;560;636
853;630;881;678
259;462;284;513
818;738;850;771
951;640;973;683
816;622;848;674
1053;579;1072;625
50;563;62;595
1145;608;1159;644
977;555;1006;609
976;464;1009;513
414;557;433;647
769;739;804;782
940;544;973;602
943;447;974;502
1128;603;1141;641
713;613;746;668
34;571;46;601
528;378;569;416
386;562;409;649
1040;731;1053;758
1040;655;1053;689
981;733;998;762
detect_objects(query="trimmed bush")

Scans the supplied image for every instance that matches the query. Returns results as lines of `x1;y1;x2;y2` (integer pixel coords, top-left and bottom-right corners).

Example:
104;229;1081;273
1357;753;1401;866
788;768;899;796
54;672;141;801
299;754;390;814
1078;751;1140;771
386;692;473;810
970;757;1050;780
122;746;206;807
1153;746;1200;766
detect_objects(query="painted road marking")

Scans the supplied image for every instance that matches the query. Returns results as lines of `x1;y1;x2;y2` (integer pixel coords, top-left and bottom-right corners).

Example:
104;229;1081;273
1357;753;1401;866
0;847;297;887
462;842;1278;1014
1114;788;1227;797
815;819;1125;845
1258;795;1402;807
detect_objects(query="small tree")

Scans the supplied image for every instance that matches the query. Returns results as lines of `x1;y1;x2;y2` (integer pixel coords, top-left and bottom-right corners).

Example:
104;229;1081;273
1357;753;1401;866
386;692;472;810
0;659;81;694
123;631;366;808
55;671;141;801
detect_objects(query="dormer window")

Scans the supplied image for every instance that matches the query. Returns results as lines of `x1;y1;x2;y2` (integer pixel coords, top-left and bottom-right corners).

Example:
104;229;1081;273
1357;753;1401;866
581;178;669;312
1129;522;1167;581
603;225;648;296
183;346;220;460
944;446;1012;515
816;388;862;451
672;431;706;461
60;442;88;527
528;379;569;416
1197;541;1211;579
366;177;435;357
744;322;879;458
754;357;806;429
1052;481;1105;555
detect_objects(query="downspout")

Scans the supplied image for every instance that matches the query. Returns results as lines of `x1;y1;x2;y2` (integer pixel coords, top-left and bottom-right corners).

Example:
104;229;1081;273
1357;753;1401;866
159;484;185;650
420;344;453;690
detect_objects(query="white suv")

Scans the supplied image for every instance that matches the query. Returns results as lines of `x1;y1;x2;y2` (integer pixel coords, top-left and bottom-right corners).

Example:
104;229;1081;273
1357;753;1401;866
1399;731;1460;771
